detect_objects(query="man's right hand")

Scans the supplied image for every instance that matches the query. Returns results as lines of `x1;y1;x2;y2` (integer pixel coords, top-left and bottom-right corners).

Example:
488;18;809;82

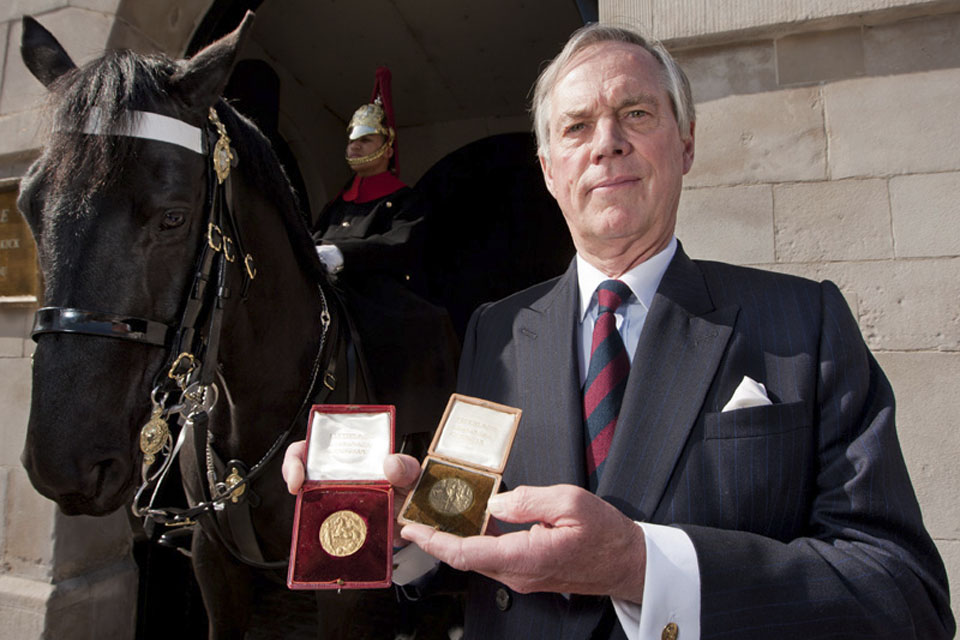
281;442;422;547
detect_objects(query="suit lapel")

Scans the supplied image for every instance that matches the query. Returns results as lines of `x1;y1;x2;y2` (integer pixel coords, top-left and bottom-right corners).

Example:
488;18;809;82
507;261;586;491
598;246;739;520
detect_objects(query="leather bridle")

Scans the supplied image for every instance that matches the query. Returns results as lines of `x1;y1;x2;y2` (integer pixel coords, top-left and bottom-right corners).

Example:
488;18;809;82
30;105;333;568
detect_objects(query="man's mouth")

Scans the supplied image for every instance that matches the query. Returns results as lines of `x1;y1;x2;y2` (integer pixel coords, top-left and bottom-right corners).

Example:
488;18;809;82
589;176;639;192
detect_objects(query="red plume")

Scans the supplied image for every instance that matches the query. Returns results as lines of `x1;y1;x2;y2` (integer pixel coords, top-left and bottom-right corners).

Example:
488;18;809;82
371;66;399;175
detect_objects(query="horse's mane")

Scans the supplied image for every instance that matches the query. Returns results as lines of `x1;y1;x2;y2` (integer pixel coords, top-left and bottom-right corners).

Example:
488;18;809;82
40;47;325;282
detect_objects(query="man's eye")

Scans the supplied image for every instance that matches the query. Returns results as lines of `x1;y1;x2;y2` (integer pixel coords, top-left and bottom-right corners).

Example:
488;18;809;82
565;123;585;134
626;109;648;119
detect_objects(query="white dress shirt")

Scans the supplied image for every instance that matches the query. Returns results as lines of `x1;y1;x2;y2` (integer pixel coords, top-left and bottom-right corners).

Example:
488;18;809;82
577;237;701;640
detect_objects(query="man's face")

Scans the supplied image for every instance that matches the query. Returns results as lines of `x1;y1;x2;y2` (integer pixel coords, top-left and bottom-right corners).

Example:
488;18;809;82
346;133;391;176
540;41;694;271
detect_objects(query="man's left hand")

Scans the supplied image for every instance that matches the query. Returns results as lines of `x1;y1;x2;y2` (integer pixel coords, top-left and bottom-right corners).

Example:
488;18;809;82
400;484;647;603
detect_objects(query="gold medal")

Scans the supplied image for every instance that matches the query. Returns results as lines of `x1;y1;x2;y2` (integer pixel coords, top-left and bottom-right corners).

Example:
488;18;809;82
139;405;170;466
428;477;475;516
318;510;367;557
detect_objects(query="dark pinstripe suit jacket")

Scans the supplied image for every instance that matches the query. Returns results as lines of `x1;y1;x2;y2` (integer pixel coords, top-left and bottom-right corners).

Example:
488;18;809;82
453;244;954;639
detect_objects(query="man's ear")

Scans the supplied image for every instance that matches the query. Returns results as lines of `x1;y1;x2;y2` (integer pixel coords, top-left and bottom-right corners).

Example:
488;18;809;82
539;152;557;199
681;121;695;175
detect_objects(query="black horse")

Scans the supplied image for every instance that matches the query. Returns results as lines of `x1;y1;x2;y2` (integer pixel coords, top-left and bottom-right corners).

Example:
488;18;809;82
18;13;458;639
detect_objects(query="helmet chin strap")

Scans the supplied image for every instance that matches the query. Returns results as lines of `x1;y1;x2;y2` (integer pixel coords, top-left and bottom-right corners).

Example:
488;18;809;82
345;129;395;169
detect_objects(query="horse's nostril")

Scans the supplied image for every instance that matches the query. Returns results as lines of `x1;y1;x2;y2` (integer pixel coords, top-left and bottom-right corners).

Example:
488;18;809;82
90;456;130;499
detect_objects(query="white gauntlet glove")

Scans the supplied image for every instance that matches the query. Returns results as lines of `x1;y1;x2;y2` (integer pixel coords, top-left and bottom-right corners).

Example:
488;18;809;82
315;244;344;274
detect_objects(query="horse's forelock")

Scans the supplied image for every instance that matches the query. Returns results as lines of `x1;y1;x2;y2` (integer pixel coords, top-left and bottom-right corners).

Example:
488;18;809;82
41;50;178;212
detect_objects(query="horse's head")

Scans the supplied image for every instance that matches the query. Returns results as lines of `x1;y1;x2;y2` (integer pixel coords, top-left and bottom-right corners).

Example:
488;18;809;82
18;14;255;515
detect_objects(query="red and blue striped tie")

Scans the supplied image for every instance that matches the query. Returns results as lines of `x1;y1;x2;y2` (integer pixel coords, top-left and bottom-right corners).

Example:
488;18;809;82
584;279;632;491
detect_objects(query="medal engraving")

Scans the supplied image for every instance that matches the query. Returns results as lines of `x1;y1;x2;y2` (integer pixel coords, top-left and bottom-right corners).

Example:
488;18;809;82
319;510;367;557
139;406;170;466
428;477;475;516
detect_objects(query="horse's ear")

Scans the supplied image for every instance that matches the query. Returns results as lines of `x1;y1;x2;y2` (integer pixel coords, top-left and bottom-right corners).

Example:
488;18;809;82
21;16;78;88
170;10;255;111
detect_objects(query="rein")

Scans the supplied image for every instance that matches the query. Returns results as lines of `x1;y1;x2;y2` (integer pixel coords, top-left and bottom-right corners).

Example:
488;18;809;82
31;105;334;568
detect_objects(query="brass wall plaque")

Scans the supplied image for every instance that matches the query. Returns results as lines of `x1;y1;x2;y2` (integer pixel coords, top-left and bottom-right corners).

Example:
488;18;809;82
0;187;41;300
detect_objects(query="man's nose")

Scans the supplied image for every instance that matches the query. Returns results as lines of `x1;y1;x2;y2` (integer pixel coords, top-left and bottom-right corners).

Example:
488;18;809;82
592;118;631;162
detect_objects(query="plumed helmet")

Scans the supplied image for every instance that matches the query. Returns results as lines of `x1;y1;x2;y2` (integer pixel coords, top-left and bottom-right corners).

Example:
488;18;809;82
346;66;399;174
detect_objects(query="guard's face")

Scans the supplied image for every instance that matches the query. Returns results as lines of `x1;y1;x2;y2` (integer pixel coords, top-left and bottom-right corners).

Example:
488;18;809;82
346;133;391;176
540;41;694;270
346;133;386;159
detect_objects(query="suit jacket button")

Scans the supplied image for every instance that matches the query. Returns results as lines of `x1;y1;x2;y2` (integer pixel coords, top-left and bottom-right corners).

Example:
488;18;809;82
661;622;678;640
495;587;511;611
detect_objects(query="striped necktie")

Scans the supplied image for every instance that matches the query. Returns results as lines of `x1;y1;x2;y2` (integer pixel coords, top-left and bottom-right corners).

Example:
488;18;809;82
584;279;632;491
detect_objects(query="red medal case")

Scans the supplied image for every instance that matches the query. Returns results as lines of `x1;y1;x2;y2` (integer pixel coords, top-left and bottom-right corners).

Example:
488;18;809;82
287;404;394;590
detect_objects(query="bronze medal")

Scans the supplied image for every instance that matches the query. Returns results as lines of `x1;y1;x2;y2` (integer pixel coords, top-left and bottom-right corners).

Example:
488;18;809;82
318;510;367;557
428;477;475;516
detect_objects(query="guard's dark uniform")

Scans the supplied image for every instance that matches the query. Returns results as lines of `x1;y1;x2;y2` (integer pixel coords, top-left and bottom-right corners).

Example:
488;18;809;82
313;175;426;291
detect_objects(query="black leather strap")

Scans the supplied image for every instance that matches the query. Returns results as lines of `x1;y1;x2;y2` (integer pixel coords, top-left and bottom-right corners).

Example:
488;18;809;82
32;307;172;346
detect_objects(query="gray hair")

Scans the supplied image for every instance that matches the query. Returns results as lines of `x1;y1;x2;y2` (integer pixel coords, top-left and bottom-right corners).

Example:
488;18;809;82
531;23;695;159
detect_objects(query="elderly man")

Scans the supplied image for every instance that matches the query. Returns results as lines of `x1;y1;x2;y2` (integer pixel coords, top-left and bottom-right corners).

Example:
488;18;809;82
285;24;954;640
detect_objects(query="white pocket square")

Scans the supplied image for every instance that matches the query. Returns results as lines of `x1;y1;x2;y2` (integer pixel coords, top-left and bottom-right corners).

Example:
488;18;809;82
722;375;773;412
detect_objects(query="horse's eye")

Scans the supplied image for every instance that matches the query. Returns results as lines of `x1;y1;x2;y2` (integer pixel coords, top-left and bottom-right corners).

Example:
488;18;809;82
159;210;186;230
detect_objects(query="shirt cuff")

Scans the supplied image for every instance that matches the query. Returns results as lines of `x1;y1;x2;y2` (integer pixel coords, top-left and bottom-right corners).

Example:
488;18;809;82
392;542;440;586
315;243;344;273
611;522;700;640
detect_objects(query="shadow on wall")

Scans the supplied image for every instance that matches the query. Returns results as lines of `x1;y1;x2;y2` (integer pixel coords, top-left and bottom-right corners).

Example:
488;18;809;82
417;132;575;340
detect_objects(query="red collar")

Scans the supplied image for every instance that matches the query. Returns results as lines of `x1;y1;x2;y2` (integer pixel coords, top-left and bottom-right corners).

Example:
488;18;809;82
341;172;407;203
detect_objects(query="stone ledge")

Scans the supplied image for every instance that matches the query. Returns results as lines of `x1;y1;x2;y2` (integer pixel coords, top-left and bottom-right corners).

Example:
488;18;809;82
0;574;54;640
602;0;960;47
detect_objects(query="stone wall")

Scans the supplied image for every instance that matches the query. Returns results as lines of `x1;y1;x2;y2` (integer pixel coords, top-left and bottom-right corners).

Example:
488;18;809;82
614;4;960;619
0;3;213;637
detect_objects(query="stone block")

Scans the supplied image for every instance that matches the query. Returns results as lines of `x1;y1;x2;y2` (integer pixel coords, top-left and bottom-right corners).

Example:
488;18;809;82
0;338;22;358
116;1;208;55
864;12;960;75
0;574;53;640
0;357;31;468
824;68;960;179
936;539;960;631
875;351;960;540
0;8;113;115
4;468;55;581
603;0;960;44
45;557;138;640
676;184;774;264
890;172;960;258
0;1;66;23
52;509;131;582
686;86;826;187
674;40;777;103
0;467;7;556
773;179;893;262
0;21;8;93
765;258;960;351
0;110;45;158
0;306;34;339
69;0;122;15
776;27;865;86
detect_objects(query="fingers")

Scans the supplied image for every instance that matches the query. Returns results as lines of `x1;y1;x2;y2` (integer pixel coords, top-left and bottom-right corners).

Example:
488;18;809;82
383;453;421;491
281;440;306;495
487;484;591;527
